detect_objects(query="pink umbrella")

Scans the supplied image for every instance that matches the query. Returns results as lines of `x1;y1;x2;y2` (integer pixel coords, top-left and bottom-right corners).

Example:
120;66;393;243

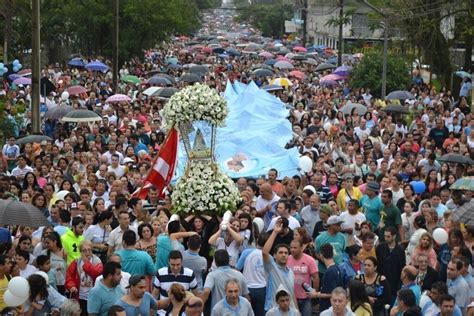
293;46;307;52
201;47;213;54
178;49;190;55
259;51;273;58
13;77;31;85
106;94;131;103
276;56;292;63
288;70;306;80
18;69;32;75
66;85;87;95
320;74;344;81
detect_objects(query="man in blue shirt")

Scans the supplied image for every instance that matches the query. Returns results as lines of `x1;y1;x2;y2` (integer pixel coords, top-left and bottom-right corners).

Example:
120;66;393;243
360;181;382;229
115;230;155;276
130;135;148;155
88;261;125;316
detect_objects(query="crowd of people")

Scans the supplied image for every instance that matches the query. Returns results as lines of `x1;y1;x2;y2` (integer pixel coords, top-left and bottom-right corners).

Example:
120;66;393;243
0;7;473;316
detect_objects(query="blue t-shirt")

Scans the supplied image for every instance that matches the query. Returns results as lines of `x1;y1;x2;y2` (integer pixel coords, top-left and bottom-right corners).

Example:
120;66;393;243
320;264;344;311
88;281;125;316
315;232;346;273
116;292;158;316
115;249;155;276
360;195;382;228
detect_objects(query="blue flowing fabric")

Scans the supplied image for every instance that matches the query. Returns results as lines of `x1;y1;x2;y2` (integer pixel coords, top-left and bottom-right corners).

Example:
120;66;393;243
175;81;299;179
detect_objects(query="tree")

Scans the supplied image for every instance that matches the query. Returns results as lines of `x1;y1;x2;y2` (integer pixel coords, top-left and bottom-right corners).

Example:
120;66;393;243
236;3;294;38
350;51;411;98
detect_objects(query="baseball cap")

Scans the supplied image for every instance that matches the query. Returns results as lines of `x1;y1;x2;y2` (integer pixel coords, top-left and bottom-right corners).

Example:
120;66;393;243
327;215;344;226
366;181;380;192
126;275;145;288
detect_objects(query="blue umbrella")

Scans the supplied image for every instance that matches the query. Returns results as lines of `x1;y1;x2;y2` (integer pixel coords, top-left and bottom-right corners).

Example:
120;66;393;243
218;53;229;59
327;56;338;65
8;74;21;81
213;47;226;54
226;48;241;56
264;59;277;66
165;57;179;65
85;61;109;72
68;58;86;67
333;65;352;77
167;64;182;69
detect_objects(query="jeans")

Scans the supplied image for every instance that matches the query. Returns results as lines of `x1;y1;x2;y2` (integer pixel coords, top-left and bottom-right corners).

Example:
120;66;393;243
249;287;266;316
298;298;313;316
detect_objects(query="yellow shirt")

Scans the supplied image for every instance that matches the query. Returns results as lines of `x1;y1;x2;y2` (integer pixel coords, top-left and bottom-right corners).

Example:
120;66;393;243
0;275;8;311
337;187;363;211
347;302;373;316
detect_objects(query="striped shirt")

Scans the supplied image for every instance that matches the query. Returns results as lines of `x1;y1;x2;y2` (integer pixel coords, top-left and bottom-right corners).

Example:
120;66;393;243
315;185;334;204
153;266;197;299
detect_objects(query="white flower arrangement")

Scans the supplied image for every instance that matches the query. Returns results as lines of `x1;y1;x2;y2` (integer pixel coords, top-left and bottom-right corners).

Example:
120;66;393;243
163;83;228;127
171;160;241;215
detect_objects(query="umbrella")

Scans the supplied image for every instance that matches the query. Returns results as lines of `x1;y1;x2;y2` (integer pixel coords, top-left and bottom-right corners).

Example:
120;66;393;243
319;79;338;86
0;200;50;227
202;47;213;54
143;87;161;97
293;46;307;52
15;134;52;145
154;74;175;83
18;69;31;76
261;84;284;92
264;59;277;66
244;43;262;52
315;63;336;72
106;94;132;103
259;52;273;58
333;65;352;77
276;56;292;62
167;63;182;69
386;90;414;100
44;105;73;120
213;47;226;54
67;85;87;95
62;109;102;123
291;55;307;61
288;70;306;80
382;104;409;114
68;58;86;67
40;77;56;96
270;78;293;87
156;87;179;99
252;68;274;78
179;73;202;83
147;76;172;86
455;71;472;79
13;77;31;85
225;48;241;56
340;103;367;116
165;57;179;65
303;59;318;65
121;75;141;85
437;154;474;165
274;61;294;70
178;49;190;55
320;74;344;81
85;61;109;72
188;65;209;75
252;64;273;71
8;74;21;81
450;177;474;191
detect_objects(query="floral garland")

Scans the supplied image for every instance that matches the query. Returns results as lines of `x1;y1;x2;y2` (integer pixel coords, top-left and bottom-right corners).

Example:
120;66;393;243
171;160;240;215
162;83;228;127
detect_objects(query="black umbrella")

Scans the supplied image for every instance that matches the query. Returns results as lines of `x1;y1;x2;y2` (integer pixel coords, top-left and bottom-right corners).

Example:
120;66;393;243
154;74;175;83
157;87;179;99
386;90;414;100
188;65;209;75
291;55;307;61
15;134;52;145
437;154;474;165
382;104;408;114
213;47;225;54
40;77;56;97
315;63;336;72
251;64;273;71
253;68;274;78
147;76;172;86
62;109;102;123
44;105;74;120
179;73;203;83
0;199;50;227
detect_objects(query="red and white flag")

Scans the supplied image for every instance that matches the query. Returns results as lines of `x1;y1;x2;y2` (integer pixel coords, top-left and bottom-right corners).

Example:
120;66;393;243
132;127;179;199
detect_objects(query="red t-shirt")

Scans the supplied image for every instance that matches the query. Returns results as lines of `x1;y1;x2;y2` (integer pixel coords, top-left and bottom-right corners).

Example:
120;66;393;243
287;253;318;299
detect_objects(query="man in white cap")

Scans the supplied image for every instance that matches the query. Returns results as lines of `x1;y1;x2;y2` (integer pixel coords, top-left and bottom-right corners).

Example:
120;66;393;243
315;215;346;275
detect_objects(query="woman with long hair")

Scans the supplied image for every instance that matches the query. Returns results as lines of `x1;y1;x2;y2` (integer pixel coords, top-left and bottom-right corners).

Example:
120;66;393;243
424;169;440;193
425;208;439;234
32;193;49;217
42;231;67;293
136;222;157;262
293;226;316;258
438;228;472;281
209;217;244;268
337;175;363;212
348;279;373;316
165;283;187;316
33;226;54;257
396;184;420;212
355;257;391;316
22;171;41;195
238;212;254;248
410;232;438;269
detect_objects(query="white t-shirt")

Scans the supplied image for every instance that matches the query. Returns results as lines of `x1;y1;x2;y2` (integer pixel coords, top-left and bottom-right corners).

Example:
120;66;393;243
267;216;301;232
107;165;126;178
212;237;240;269
389;187;405;206
340;211;366;243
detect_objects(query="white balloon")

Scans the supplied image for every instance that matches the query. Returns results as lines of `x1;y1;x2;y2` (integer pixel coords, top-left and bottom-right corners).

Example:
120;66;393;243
253;217;264;233
61;91;69;101
433;228;448;245
55;190;70;201
33;271;49;284
3;290;27;307
299;156;313;173
7;277;29;298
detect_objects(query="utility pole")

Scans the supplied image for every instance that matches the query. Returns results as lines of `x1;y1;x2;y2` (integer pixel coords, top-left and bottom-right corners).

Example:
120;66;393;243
112;0;119;93
337;0;344;66
360;0;388;99
31;0;41;134
302;0;308;46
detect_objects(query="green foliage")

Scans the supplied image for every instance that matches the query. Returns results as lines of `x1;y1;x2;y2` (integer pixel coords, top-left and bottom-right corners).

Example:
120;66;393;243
3;0;207;62
236;3;293;38
350;51;411;98
0;95;20;142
